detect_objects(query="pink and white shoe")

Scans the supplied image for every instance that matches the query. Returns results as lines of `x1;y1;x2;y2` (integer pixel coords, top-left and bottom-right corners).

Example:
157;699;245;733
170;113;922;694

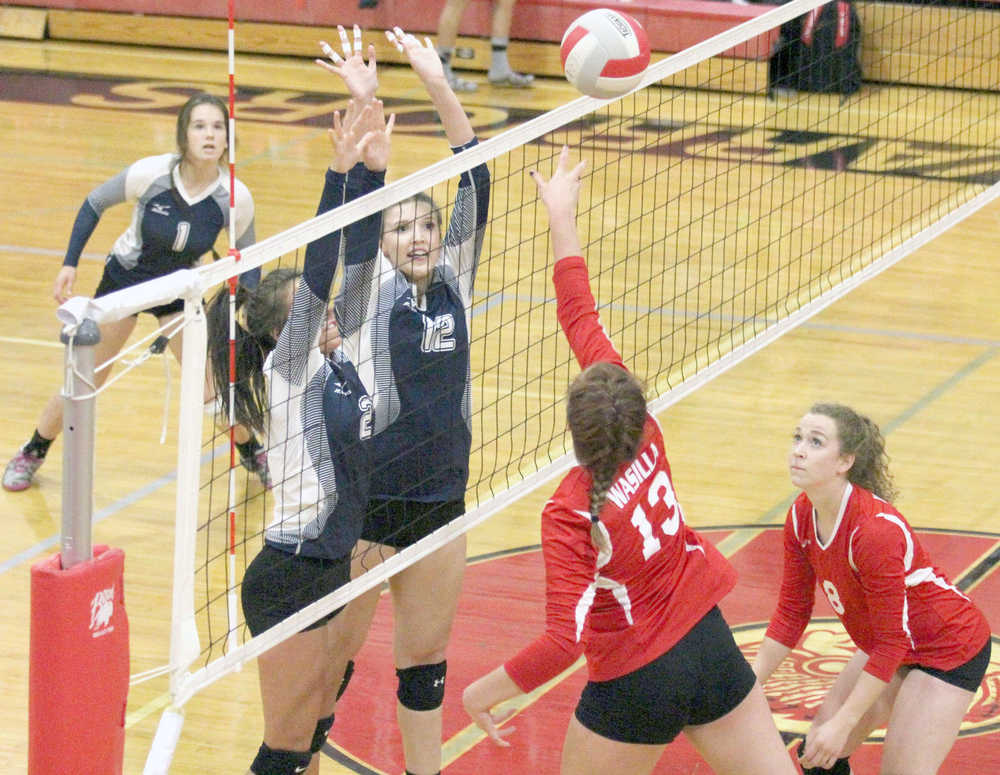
3;447;45;492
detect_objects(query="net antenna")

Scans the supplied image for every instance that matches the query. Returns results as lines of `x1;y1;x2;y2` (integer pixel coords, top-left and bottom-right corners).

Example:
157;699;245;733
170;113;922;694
223;0;241;659
51;1;996;770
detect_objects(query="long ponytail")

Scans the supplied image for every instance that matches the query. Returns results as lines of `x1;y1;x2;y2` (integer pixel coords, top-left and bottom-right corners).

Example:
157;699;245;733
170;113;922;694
205;269;298;436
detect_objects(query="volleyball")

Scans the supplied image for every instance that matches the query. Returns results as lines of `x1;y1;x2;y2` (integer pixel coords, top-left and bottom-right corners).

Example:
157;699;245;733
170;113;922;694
560;9;651;99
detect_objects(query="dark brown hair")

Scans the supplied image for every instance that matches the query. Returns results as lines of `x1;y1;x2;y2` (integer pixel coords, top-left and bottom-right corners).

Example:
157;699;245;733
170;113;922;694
175;92;229;160
810;402;898;502
206;268;299;435
566;362;647;554
382;192;442;232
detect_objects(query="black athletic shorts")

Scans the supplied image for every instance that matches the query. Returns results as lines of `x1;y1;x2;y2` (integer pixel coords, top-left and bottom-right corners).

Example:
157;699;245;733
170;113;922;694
574;606;756;745
360;498;465;549
911;636;992;693
94;259;185;318
241;544;351;636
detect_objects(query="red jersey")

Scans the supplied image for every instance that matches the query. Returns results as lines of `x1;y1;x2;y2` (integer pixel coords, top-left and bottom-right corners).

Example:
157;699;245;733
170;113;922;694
504;256;737;691
766;484;990;682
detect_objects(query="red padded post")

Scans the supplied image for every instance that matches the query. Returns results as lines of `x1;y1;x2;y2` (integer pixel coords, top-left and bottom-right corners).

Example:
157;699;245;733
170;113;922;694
29;545;129;775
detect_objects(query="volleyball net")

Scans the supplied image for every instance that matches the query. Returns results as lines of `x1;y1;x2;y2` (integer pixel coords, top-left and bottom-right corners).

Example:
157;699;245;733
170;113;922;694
45;0;999;770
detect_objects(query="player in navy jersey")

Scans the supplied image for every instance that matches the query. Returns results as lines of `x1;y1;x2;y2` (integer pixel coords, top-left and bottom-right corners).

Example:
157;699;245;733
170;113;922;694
3;93;264;492
462;148;796;775
314;26;489;775
753;403;991;775
206;99;392;775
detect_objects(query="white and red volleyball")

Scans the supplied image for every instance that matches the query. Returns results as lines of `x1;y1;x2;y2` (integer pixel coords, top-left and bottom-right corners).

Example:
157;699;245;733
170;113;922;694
560;9;651;99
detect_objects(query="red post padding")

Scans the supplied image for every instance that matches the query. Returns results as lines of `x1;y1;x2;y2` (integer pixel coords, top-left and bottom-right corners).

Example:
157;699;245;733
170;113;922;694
29;545;129;775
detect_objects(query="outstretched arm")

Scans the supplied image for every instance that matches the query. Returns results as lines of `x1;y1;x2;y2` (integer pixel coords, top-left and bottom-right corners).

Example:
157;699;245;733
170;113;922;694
386;26;474;147
530;145;586;261
532;147;625;371
273;101;387;384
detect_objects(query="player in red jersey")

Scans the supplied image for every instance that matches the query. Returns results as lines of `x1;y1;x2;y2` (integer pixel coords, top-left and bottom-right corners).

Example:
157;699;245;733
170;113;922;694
461;147;796;775
753;403;992;775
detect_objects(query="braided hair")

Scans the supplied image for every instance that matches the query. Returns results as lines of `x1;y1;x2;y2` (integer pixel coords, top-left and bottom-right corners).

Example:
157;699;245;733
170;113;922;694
811;402;898;502
566;362;647;556
206;268;299;435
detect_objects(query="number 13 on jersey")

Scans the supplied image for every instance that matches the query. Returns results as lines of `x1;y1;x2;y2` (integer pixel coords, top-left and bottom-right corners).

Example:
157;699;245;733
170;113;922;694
630;469;684;560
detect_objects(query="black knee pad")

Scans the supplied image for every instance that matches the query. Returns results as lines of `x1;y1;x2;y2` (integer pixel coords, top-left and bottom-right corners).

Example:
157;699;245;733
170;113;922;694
801;764;851;775
336;659;355;701
310;714;335;755
250;742;312;775
396;660;447;711
799;739;851;775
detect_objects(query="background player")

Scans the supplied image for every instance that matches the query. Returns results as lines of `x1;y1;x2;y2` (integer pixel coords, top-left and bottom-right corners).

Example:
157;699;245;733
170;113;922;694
461;147;797;775
315;26;489;775
436;0;534;90
753;403;992;774
3;92;263;492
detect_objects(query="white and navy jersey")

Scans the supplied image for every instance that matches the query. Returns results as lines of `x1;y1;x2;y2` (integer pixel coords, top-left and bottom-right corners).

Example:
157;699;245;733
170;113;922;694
766;484;991;681
504;256;737;690
336;140;490;502
64;153;258;286
263;168;374;559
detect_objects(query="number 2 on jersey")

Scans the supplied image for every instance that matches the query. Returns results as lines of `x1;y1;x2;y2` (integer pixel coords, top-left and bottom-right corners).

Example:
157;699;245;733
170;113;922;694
629;469;684;560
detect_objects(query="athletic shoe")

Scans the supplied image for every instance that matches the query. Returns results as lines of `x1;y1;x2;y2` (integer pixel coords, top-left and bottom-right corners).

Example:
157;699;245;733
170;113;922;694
445;70;478;92
240;449;273;490
3;447;45;491
488;70;534;88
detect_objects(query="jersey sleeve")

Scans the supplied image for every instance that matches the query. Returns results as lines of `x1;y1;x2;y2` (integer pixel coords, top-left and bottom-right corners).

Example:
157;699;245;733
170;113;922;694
232;178;259;288
232;178;256;249
439;138;490;305
851;517;914;682
270;169;348;386
334;163;388;338
334;164;398;431
552;255;627;371
765;506;817;649
503;498;593;692
63;165;130;268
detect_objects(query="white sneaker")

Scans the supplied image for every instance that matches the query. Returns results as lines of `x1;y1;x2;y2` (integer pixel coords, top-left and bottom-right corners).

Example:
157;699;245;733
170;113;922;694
446;69;478;92
488;70;534;88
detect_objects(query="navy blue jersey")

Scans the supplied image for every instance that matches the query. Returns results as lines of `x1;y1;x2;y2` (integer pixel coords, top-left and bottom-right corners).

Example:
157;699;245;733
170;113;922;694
65;153;258;288
336;140;490;502
264;168;378;559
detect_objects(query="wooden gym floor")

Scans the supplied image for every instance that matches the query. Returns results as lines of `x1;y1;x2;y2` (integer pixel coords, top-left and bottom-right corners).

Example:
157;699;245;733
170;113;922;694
0;34;998;774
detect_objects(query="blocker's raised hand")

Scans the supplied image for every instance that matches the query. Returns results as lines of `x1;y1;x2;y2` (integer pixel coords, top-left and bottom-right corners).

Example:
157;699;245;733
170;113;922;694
316;25;378;103
385;26;446;83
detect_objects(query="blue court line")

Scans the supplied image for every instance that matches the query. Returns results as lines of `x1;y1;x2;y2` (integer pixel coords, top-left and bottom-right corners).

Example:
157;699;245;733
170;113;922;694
0;244;105;261
3;319;996;576
3;242;996;348
470;289;1000;348
0;444;228;576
